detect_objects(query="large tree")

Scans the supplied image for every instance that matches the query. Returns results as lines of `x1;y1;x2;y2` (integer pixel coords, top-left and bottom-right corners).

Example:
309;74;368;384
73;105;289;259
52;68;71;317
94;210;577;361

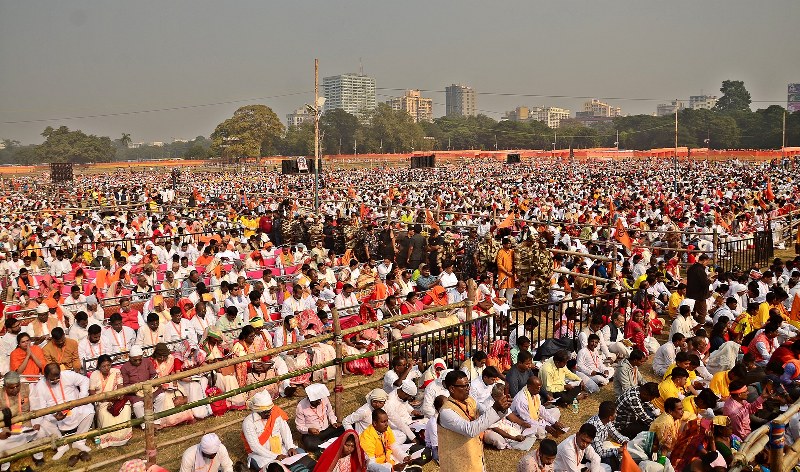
278;122;315;156
714;80;752;113
320;108;359;154
358;104;425;153
37;126;115;163
211;104;284;158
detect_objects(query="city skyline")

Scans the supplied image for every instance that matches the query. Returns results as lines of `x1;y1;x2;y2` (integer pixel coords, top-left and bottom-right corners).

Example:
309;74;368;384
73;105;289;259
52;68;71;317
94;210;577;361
1;1;798;144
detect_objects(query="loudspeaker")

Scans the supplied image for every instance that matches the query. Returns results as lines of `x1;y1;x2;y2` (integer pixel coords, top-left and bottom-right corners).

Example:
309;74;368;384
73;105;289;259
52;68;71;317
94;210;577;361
410;155;435;169
281;158;316;175
50;162;73;182
507;153;521;164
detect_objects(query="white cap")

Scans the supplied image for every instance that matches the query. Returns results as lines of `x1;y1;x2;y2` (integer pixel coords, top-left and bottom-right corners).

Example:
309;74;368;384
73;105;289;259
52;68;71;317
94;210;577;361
400;379;418;396
129;345;144;357
199;433;221;455
35;304;49;314
305;383;330;402
250;391;274;411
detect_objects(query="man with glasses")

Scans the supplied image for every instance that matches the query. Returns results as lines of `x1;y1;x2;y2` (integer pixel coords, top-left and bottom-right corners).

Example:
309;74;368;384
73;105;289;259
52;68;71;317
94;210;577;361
438;370;512;472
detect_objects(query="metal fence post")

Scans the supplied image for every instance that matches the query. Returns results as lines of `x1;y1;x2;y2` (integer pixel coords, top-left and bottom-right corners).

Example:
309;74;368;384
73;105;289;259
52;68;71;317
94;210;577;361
712;227;719;267
143;383;157;467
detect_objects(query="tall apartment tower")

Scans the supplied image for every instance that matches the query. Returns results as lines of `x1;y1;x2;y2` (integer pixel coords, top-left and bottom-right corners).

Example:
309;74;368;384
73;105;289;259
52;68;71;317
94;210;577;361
387;90;433;122
445;84;477;117
322;73;377;118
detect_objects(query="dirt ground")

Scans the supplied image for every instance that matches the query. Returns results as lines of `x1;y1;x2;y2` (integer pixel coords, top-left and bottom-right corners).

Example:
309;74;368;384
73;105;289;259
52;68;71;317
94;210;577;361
11;354;662;472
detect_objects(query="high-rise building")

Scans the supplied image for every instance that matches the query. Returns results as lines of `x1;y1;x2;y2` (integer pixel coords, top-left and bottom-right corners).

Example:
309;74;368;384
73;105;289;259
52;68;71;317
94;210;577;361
286;107;314;128
532;107;571;128
503;107;530;122
583;99;622;117
445;84;477;117
387;90;433;123
788;83;800;113
689;95;718;110
656;100;684;117
322;73;376;118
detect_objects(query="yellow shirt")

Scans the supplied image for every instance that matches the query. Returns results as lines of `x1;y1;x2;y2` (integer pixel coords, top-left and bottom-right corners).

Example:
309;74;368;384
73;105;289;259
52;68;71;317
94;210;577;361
663;364;697;384
655;378;684;412
681;396;700;421
668;292;685;318
632;274;648;289
539;358;581;393
360;425;396;465
709;370;730;399
754;301;771;330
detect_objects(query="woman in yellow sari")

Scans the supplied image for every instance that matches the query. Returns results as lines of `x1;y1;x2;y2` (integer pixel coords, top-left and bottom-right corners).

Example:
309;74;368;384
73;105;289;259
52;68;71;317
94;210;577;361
89;355;132;447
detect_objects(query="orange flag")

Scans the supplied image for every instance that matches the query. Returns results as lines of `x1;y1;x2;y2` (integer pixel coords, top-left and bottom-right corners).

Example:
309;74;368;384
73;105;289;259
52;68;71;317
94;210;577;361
498;212;515;229
620;445;641;472
715;212;731;232
615;218;632;250
608;198;616;219
360;204;368;219
425;209;440;231
387;187;395;201
765;178;775;201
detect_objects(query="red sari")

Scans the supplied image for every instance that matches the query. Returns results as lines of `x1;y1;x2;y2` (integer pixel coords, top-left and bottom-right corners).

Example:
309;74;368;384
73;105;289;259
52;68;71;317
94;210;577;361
312;429;367;472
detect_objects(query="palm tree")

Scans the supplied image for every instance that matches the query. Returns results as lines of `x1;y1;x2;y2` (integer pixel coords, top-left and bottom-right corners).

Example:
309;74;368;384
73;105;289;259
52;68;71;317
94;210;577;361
119;133;132;148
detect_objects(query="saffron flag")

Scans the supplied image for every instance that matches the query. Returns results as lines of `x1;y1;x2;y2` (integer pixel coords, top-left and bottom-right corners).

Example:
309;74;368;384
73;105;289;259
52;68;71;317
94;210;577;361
498;212;515;229
425;209;440;231
715;212;731;232
608;198;616;219
615;218;632;250
360;204;368;219
765;178;775;201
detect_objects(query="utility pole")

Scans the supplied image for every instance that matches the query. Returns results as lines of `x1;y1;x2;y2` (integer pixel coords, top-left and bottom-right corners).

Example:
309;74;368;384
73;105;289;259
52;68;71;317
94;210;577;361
314;58;320;212
783;109;787;160
674;106;679;194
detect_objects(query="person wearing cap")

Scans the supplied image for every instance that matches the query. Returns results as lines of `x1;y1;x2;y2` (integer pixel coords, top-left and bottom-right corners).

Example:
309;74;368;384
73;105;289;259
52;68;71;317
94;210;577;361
242;391;299;469
33;363;95;463
294;383;344;450
84;295;104;323
343;388;389;435
383;379;420;448
25;303;63;347
178;432;233;472
0;371;45;469
120;345;167;426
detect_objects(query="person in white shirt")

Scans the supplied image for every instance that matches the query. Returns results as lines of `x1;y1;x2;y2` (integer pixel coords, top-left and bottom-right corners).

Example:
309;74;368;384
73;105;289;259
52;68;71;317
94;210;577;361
135;313;165;349
468;366;502;415
668;304;697;340
342;388;388;435
163;306;194;348
334;284;359;313
103;313;136;354
579;317;616;362
0;318;22;374
48;250;72;281
78;324;107;372
553;423;610;472
439;262;458;289
280;285;305;319
652;333;687;378
61;285;87;323
84;295;105;323
189;300;217;343
712;297;739;325
224;285;249;320
67;311;90;342
241;391;299;470
575;334;614;393
376;258;393;280
178;433;233;472
600;312;633;360
511;376;565;438
383;380;419;447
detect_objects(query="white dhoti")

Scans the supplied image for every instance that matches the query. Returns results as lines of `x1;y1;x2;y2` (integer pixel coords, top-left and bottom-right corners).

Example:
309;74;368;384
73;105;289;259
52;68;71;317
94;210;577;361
0;429;44;470
40;404;95;458
609;342;633;359
178;377;211;419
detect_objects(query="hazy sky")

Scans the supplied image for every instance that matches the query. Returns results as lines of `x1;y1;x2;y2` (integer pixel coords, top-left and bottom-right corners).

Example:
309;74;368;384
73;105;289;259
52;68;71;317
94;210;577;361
1;1;798;144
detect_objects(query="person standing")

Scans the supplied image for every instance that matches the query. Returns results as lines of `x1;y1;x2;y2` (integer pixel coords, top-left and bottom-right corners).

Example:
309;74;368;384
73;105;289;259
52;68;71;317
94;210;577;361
686;254;715;321
438;370;512;472
496;238;516;306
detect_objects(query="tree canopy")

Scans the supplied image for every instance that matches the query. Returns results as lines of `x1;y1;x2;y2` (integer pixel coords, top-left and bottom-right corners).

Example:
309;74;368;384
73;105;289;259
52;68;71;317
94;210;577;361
714;80;752;113
211;105;285;158
36;126;115;163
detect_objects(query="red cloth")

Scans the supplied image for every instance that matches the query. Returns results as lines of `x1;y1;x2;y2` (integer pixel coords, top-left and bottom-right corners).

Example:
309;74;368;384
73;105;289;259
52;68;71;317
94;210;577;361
312;429;367;472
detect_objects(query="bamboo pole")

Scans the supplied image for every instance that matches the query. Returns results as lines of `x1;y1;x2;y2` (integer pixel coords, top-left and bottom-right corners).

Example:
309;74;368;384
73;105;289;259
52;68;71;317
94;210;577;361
143;384;156;467
465;279;476;322
10;300;469;425
331;305;344;420
550;249;613;262
552;268;613;283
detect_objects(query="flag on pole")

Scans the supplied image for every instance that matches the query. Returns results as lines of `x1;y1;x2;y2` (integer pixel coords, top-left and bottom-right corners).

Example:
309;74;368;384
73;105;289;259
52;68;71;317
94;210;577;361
425;209;440;231
615;218;632;250
498;212;515;229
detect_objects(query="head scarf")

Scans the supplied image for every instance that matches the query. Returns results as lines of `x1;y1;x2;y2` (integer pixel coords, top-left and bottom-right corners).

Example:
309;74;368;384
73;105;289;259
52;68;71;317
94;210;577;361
365;388;388;404
306;383;330;402
313;429;367;472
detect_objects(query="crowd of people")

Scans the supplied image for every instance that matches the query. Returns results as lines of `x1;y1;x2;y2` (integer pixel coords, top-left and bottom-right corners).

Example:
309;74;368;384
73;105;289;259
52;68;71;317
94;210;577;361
0;157;797;472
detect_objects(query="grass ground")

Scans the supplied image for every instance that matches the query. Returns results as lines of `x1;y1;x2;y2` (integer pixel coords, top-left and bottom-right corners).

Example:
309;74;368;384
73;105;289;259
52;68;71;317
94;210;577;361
13;353;662;472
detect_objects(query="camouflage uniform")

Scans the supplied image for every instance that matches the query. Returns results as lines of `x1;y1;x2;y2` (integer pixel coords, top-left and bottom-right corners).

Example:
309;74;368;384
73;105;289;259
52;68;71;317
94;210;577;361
344;220;360;251
307;217;324;246
441;231;457;266
527;239;554;303
475;235;501;277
